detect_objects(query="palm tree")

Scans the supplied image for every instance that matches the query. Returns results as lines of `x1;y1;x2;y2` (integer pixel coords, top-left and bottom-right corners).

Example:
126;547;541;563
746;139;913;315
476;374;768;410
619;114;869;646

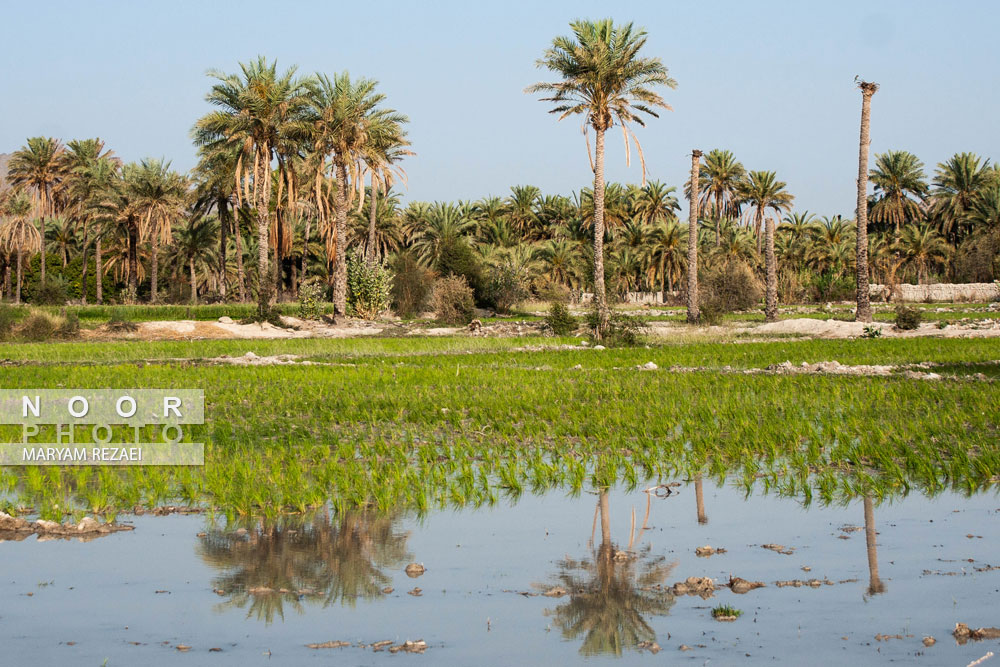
506;185;541;239
194;56;312;318
307;72;403;315
535;237;581;288
643;219;685;299
897;224;950;284
126;159;188;303
528;19;675;336
697;149;745;246
0;191;41;303
7;137;66;285
361;118;411;267
63;139;118;304
869;150;928;239
854;79;878;323
408;202;475;266
632;180;680;227
47;216;76;267
739;171;793;322
931;152;990;245
170;214;219;304
686;151;702;322
193;143;243;301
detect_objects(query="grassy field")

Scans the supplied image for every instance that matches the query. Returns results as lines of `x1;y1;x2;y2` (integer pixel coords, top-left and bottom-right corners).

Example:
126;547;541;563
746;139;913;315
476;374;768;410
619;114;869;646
1;333;998;521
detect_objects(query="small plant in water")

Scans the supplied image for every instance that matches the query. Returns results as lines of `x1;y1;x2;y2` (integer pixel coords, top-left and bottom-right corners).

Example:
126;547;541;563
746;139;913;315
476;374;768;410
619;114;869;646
712;604;742;621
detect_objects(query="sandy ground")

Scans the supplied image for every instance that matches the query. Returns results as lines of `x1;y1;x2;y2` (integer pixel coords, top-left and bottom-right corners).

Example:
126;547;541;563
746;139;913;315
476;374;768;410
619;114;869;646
77;314;1000;342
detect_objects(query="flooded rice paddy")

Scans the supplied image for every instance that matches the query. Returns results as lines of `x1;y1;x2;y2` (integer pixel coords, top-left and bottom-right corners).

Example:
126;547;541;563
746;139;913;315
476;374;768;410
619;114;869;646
2;480;998;665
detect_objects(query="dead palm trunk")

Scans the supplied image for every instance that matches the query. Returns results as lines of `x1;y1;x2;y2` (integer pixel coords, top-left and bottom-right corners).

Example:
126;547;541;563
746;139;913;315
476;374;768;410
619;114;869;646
687;150;702;323
366;173;379;268
765;214;778;322
863;495;885;595
592;128;610;336
694;475;708;524
332;159;350;316
95;237;103;304
855;80;878;323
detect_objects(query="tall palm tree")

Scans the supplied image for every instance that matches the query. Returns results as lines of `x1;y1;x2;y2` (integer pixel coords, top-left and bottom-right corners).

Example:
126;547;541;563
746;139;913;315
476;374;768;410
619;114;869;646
697;149;745;246
7;137;66;285
631;180;680;227
869;150;928;239
127;159;188;303
739;171;793;322
897;224;950;284
307;72;403;315
0;191;41;303
194;56;312;318
63;138;118;304
193;143;243;301
931;152;990;245
854;79;878;323
47;215;76;267
506;185;541;239
528;19;675;336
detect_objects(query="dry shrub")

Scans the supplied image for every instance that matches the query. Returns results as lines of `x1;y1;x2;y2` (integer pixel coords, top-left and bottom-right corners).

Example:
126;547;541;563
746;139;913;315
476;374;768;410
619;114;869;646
700;260;763;314
433;275;476;324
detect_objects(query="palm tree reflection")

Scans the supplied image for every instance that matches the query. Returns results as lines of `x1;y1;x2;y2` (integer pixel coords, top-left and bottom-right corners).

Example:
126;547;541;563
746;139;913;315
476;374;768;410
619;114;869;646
197;509;411;624
544;490;676;656
863;495;886;595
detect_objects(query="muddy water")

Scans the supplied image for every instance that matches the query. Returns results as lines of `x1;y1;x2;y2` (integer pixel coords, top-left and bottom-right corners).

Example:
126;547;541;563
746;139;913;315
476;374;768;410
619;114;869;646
1;482;998;665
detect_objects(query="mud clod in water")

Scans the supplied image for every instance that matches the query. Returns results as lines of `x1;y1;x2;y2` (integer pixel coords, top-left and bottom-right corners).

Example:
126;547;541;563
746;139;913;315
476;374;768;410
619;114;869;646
922;636;936;646
405;562;426;577
695;545;726;557
953;623;1000;643
637;641;661;653
727;576;765;594
306;640;350;649
672;577;715;598
762;543;795;555
0;512;133;540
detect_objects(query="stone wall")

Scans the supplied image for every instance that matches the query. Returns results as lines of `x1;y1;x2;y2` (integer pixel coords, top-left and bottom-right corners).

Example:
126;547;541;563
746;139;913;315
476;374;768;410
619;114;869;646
869;282;1000;303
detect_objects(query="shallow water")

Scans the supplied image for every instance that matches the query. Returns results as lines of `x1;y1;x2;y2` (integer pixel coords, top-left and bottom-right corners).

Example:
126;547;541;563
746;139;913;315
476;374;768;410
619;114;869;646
1;481;998;665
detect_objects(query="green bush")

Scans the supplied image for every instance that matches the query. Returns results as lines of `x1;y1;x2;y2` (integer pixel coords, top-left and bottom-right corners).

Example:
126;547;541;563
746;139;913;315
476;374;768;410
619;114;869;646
545;302;577;335
483;263;529;314
585;310;647;346
433;275;476;325
346;252;393;320
810;271;854;302
894;306;922;330
32;276;69;305
436;237;485;302
297;281;325;320
391;252;435;318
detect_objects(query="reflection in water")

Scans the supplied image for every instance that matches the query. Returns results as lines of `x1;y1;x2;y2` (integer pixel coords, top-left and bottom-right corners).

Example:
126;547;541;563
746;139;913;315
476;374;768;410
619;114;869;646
197;510;411;623
694;475;708;524
863;496;886;595
544;491;675;656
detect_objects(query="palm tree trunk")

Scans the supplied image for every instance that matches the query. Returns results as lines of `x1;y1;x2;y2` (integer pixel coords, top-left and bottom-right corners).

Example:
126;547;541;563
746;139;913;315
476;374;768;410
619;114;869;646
715;191;723;247
219;198;228;300
233;215;246;302
15;250;23;304
127;219;138;304
660;255;666;303
302;216;311;283
863;495;885;594
39;185;47;285
855;82;877;323
190;256;198;305
4;260;10;301
599;490;611;547
255;147;273;319
332;159;350;316
592;128;609;336
765;214;778;322
366;173;379;268
80;225;89;305
687;150;702;323
95;237;103;304
150;236;159;304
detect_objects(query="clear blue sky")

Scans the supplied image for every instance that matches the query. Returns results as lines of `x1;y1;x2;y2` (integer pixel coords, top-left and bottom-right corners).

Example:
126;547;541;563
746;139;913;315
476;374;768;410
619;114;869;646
2;0;997;217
